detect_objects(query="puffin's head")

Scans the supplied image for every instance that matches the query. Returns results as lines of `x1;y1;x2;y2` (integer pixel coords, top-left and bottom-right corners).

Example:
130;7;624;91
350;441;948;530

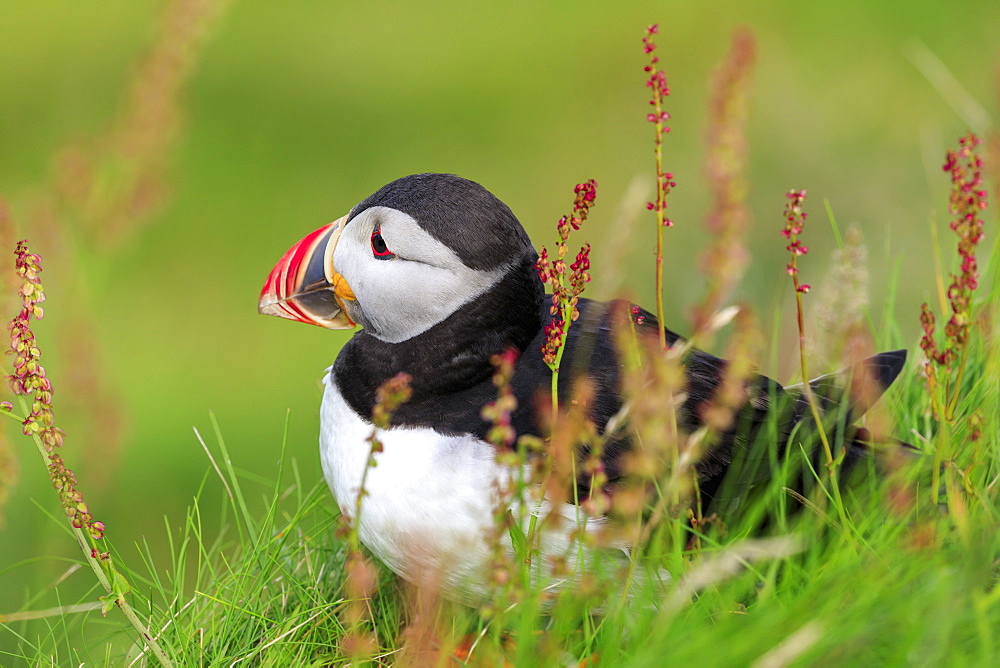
259;173;538;343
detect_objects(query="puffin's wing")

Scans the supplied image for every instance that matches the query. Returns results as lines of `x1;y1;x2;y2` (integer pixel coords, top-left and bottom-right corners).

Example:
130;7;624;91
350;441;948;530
704;349;910;512
788;349;907;416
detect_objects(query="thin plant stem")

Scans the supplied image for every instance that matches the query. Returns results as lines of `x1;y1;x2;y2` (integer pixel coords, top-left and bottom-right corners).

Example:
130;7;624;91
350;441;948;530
654;129;668;351
550;304;570;421
791;260;848;524
946;345;971;420
792;290;834;467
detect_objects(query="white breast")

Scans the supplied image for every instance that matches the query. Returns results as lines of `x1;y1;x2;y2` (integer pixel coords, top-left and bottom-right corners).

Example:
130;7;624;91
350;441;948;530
319;371;619;603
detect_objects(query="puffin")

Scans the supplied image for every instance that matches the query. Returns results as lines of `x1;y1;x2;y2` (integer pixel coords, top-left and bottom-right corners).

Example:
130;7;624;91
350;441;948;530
258;173;906;602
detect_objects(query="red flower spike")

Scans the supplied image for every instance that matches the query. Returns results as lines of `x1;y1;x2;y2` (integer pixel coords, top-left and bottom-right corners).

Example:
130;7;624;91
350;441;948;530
7;241;107;541
780;190;813;298
538;182;598;371
481;349;520;450
923;133;989;385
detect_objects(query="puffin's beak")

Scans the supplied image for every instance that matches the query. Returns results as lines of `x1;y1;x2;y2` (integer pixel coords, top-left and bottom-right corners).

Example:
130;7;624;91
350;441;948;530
258;214;357;329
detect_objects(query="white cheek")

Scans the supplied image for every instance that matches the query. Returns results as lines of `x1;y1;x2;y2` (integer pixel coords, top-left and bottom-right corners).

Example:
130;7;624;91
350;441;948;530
360;260;504;342
333;210;507;343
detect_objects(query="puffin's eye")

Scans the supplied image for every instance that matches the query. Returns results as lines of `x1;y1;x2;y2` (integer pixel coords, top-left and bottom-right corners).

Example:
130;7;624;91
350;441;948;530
370;225;395;260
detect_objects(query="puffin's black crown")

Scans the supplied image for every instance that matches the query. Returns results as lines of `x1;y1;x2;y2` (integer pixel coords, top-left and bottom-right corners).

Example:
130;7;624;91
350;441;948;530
347;173;535;272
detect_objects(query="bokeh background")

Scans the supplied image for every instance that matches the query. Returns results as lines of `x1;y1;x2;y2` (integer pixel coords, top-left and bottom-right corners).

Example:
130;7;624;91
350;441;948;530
1;0;997;628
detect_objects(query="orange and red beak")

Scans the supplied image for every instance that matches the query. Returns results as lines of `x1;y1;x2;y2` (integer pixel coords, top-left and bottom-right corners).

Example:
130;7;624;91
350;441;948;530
258;214;357;329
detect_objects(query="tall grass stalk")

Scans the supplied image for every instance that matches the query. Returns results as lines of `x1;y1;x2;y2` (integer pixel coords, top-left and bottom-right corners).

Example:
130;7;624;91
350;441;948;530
780;191;847;531
920;133;989;514
642;24;677;350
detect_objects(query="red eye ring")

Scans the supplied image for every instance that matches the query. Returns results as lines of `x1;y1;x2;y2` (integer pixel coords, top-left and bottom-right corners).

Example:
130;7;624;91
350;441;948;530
371;225;395;259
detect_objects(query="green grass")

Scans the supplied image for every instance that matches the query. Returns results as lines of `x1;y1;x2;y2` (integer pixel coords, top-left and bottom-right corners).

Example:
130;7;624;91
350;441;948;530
1;238;997;665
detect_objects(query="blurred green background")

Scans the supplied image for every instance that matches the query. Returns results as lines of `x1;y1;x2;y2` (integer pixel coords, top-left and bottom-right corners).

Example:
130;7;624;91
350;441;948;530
0;0;997;630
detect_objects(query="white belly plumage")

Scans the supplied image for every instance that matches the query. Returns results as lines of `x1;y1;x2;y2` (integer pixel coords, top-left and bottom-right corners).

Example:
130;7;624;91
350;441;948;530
319;371;616;602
